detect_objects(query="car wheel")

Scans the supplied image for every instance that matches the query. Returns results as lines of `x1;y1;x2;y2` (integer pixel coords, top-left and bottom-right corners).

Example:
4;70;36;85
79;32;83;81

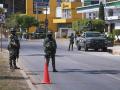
84;45;88;51
102;47;107;52
95;48;98;51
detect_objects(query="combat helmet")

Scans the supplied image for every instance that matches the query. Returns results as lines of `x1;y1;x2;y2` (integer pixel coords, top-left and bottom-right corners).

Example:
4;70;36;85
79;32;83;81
10;28;16;32
47;31;53;37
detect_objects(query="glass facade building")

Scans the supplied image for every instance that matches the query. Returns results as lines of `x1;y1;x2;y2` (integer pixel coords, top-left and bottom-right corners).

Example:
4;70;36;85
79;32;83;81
2;0;26;13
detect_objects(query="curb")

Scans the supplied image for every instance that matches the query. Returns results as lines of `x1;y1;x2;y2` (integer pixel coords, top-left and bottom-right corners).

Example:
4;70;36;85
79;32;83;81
1;50;37;90
18;62;37;90
107;48;120;55
112;50;120;55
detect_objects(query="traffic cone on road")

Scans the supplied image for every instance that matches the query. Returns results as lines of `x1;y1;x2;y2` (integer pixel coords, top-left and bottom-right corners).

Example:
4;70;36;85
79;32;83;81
41;62;51;84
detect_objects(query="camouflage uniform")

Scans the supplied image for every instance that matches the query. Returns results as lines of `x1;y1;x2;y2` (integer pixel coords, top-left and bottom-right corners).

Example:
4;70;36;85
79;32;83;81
43;32;57;72
8;29;20;69
68;33;74;51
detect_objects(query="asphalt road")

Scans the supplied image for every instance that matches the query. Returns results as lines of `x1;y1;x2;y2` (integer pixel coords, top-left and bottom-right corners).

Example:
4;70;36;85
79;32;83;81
2;39;120;90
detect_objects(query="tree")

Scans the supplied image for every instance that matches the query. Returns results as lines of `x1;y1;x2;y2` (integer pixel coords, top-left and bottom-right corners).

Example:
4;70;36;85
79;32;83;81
99;2;105;20
92;19;105;33
16;15;39;39
16;15;39;32
72;19;105;33
0;7;4;14
72;20;79;31
113;29;120;42
5;14;18;29
72;19;89;33
6;14;39;31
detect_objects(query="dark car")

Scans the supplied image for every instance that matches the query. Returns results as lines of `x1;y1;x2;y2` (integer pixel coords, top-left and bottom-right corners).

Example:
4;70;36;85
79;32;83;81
33;28;46;39
76;31;108;51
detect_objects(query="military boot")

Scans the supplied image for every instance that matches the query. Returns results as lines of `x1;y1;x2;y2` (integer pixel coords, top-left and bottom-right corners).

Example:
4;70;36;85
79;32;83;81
52;60;58;72
14;66;20;69
53;69;58;72
13;61;20;69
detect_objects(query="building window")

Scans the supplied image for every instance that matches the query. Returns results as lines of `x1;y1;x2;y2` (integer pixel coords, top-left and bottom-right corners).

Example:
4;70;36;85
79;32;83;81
33;0;50;14
62;9;71;19
57;0;61;7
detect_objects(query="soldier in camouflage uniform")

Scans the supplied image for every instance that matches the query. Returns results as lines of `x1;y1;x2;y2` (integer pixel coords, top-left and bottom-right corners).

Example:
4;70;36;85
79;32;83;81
8;28;20;69
68;33;74;51
43;32;58;72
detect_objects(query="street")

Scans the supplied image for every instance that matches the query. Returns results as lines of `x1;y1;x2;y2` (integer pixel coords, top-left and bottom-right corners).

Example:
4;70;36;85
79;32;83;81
2;39;120;90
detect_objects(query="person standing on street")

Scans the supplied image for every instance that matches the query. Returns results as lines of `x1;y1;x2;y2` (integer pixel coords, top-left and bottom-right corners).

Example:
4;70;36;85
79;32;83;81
68;33;74;51
43;32;58;72
8;28;20;69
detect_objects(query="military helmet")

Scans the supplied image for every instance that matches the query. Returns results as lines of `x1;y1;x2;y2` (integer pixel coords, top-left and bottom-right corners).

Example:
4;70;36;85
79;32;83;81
47;31;52;37
10;28;16;32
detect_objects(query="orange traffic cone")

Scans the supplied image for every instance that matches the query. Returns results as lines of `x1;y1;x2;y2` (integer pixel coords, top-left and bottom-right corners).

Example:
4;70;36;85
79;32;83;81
41;62;51;84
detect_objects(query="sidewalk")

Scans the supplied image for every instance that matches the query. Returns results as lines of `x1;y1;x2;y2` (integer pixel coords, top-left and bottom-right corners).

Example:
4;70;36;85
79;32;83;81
0;51;31;90
108;45;120;55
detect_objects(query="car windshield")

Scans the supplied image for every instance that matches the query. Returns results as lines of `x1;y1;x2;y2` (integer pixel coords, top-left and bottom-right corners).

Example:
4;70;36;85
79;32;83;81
86;32;101;37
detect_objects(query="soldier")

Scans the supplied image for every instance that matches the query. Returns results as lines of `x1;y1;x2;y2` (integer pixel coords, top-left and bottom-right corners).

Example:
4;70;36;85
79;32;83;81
8;28;20;69
68;33;74;51
43;32;58;72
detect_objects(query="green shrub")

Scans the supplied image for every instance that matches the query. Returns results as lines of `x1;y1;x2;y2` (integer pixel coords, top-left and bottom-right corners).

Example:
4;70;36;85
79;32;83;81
113;29;120;36
107;33;115;41
113;29;120;42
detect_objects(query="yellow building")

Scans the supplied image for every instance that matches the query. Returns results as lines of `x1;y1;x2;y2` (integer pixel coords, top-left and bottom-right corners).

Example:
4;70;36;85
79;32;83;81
26;0;57;32
26;0;82;37
53;0;82;37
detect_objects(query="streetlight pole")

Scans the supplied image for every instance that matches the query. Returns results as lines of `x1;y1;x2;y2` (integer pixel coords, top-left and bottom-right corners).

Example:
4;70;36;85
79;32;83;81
0;23;3;52
81;0;84;19
36;2;38;20
45;3;48;37
13;0;14;14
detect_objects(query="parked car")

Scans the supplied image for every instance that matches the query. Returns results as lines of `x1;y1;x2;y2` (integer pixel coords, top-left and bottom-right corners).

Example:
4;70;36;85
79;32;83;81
76;31;108;51
33;28;46;39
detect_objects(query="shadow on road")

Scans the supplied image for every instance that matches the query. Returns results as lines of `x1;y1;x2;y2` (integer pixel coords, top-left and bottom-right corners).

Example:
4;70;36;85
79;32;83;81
59;69;120;74
21;54;66;57
21;54;44;56
24;69;120;75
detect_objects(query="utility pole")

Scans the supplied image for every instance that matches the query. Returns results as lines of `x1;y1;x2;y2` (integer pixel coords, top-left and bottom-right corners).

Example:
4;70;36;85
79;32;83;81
0;24;2;52
36;2;38;20
13;0;14;14
45;3;48;37
104;0;107;20
81;0;84;19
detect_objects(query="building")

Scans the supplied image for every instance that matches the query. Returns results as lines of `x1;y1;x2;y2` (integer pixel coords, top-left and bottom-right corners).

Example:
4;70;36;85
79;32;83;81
1;0;26;13
2;0;82;38
53;0;82;37
77;0;120;32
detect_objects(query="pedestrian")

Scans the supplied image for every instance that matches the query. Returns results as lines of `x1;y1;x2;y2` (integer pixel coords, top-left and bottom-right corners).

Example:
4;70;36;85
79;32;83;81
68;33;74;51
7;28;20;69
43;32;58;72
